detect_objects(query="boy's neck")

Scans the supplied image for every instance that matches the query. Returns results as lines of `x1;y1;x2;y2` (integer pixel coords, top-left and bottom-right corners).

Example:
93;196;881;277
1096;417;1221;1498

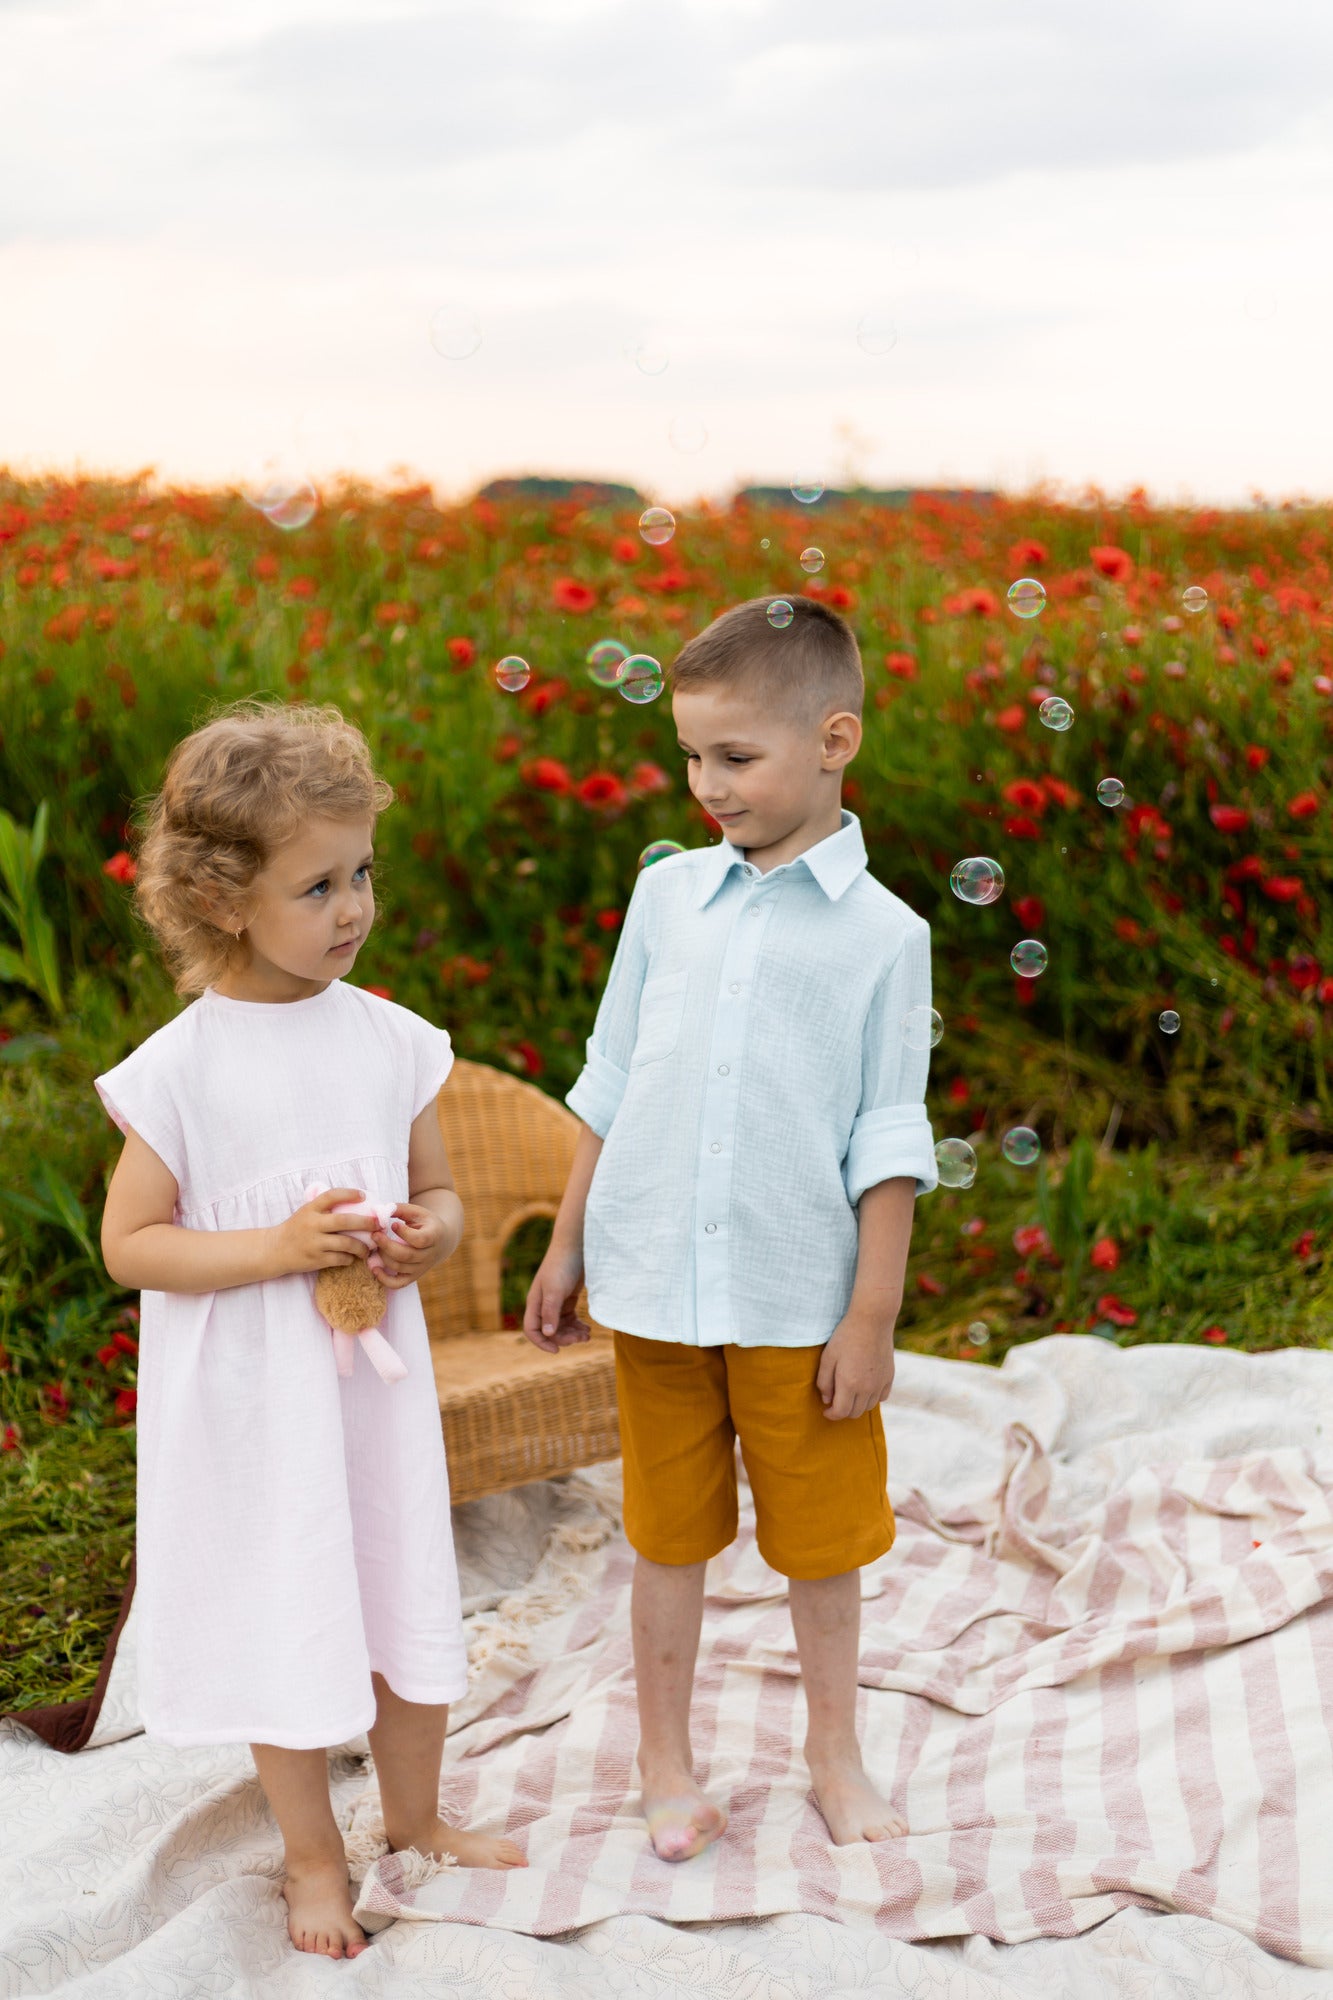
739;799;846;876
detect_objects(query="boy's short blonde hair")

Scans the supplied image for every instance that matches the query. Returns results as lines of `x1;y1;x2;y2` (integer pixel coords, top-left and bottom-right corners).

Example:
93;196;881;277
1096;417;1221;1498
669;595;863;729
129;697;395;998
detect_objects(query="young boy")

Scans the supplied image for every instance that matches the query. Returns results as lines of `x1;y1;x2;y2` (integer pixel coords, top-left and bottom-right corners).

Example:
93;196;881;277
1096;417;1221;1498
524;594;938;1860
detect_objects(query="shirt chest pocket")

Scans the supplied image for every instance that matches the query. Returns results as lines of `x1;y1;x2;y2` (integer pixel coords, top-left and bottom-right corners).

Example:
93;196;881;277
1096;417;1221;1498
630;968;689;1067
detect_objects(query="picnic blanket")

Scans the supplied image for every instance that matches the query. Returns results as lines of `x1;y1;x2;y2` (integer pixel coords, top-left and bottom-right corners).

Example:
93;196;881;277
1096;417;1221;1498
4;1335;1333;1998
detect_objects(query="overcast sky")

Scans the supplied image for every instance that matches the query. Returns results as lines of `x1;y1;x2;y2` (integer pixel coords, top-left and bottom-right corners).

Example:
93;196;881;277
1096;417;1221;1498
2;0;1331;504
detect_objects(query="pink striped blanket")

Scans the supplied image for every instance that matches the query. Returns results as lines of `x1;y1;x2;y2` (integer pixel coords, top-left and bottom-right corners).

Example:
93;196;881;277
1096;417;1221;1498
352;1336;1333;1967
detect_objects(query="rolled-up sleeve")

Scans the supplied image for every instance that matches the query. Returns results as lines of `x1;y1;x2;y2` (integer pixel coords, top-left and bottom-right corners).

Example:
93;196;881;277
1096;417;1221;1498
842;916;939;1204
564;866;652;1138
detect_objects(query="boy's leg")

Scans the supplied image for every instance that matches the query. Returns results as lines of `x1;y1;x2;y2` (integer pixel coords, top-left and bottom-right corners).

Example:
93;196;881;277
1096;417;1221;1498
632;1553;727;1860
788;1570;906;1843
367;1671;526;1870
614;1331;738;1861
249;1741;369;1959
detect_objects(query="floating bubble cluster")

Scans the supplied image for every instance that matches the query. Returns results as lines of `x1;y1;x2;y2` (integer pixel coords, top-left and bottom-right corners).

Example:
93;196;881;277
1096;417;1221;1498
1010;939;1048;978
799;547;825;574
1038;696;1075;732
1182;585;1208;615
1096;777;1126;807
1001;1126;1041;1166
791;477;825;505
639;839;685;869
935;1138;978;1189
950;856;1006;905
428;303;482;360
1006;577;1046;619
586;638;629;688
901;1005;944;1051
619;654;663;704
638;507;675;547
494;656;530;693
767;598;794;629
1158;1010;1181;1034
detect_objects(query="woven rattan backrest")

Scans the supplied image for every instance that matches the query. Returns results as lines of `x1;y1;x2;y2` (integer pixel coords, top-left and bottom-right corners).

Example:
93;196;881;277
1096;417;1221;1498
417;1056;580;1338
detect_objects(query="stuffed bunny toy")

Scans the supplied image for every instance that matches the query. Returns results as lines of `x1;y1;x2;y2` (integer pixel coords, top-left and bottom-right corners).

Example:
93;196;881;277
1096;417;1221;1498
303;1179;408;1384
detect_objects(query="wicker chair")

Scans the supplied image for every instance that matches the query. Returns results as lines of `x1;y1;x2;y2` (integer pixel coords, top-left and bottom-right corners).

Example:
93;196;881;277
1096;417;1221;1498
419;1056;621;1504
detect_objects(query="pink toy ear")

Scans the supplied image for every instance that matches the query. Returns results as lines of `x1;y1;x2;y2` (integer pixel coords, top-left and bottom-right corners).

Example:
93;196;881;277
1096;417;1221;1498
304;1180;328;1204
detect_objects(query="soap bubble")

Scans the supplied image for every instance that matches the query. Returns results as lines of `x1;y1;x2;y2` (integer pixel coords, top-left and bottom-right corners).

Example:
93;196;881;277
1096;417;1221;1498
638;506;675;547
639;839;685;869
1096;777;1125;807
856;309;897;355
1158;1009;1181;1034
1182;585;1208;615
627;341;668;376
965;1321;991;1346
950;856;1005;905
791;477;825;505
428;303;481;359
494;656;531;693
242;462;318;530
1007;578;1047;620
586;638;630;688
620;654;663;704
767;598;794;629
668;413;708;454
1039;696;1075;732
901;1005;944;1051
263;478;318;532
1001;1126;1041;1166
799;547;825;574
935;1137;978;1189
1010;939;1048;978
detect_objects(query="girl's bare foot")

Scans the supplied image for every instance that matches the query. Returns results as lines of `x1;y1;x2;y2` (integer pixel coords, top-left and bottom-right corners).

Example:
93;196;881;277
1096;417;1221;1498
807;1755;906;1845
640;1762;728;1861
388;1811;526;1869
282;1857;370;1957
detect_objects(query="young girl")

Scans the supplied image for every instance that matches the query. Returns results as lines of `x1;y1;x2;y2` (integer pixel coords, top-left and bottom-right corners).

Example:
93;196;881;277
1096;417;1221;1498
94;698;524;1961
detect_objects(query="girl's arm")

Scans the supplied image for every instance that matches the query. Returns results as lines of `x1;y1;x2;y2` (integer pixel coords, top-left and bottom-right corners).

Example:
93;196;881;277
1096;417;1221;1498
100;1127;373;1294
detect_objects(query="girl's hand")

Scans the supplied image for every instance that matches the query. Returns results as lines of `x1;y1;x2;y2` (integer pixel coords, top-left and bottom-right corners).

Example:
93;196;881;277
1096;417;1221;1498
270;1188;380;1277
522;1246;591;1354
368;1202;450;1290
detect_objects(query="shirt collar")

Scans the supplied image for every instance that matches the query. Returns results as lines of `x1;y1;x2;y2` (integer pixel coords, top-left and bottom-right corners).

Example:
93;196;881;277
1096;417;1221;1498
692;807;868;911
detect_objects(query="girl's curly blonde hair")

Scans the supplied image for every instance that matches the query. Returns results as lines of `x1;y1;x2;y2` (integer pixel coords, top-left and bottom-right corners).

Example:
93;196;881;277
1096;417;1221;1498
130;698;397;998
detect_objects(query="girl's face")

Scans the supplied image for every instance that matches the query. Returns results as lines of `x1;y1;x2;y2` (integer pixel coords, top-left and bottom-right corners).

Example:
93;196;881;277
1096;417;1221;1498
227;815;376;999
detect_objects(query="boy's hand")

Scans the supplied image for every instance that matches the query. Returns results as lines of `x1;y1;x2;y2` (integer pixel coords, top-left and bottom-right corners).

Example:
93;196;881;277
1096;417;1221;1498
368;1203;450;1290
523;1247;591;1354
816;1309;896;1421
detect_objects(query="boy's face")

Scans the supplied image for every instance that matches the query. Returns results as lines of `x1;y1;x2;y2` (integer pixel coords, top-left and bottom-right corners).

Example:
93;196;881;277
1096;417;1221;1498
672;683;860;849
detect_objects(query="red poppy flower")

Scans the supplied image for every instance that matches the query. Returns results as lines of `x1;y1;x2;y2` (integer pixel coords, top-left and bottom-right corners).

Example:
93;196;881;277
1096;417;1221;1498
1004;816;1043;840
1095;1294;1138;1327
883;651;918;680
102;851;137;884
1090;1237;1120;1272
1012;896;1045;930
1041;778;1078;809
576;771;628;811
1002;779;1046;813
948;1077;970;1103
40;1381;70;1420
1;1425;19;1453
1262;876;1303;902
595;909;623;931
493;733;522;763
114;1388;138;1417
113;1331;138;1357
944;586;1000;617
1287;790;1319;819
916;1272;946;1297
994;704;1026;733
374;600;418;627
1293;1230;1316;1260
826;586;855;609
627;761;670;795
1209;805;1250;834
1008;539;1048;569
553;578;596;613
1013;1224;1051;1257
520;756;572;794
1318;978;1333;1006
447;636;475;667
1226;855;1265;882
97;1343;120;1369
284;575;317;600
1121;625;1143;648
1200;1326;1228;1345
1090;545;1134;583
612;536;638;563
364;985;392;1001
524;678;568;717
514;1040;544;1078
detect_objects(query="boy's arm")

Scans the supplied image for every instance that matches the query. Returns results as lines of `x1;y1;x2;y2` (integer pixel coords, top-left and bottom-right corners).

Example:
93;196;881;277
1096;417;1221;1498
815;1176;916;1421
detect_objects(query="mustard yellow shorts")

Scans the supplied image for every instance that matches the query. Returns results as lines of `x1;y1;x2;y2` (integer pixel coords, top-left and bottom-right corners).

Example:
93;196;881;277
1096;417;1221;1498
613;1331;895;1582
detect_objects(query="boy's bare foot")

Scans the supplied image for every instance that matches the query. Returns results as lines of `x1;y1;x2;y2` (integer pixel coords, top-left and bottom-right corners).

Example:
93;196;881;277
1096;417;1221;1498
640;1764;728;1862
387;1812;526;1870
282;1857;370;1958
807;1756;907;1845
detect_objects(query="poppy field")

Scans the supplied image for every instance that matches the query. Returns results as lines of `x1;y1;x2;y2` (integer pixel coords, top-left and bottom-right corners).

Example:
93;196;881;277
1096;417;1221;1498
2;468;1333;1708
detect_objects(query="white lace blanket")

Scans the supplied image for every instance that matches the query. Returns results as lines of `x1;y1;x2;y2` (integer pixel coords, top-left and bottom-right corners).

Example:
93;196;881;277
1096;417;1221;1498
4;1336;1333;1997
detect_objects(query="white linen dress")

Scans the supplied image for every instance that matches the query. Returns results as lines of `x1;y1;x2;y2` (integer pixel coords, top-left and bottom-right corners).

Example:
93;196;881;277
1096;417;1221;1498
93;977;470;1749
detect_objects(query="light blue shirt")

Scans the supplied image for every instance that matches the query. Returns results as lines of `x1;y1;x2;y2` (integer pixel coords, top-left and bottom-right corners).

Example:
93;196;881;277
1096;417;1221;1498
565;808;939;1348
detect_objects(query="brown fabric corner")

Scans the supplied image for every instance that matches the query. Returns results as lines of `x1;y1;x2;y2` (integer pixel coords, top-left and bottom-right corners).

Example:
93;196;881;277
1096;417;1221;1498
2;1557;136;1753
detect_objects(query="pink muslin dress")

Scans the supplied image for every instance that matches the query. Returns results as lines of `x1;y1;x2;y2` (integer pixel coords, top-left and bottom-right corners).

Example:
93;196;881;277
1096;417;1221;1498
93;977;469;1749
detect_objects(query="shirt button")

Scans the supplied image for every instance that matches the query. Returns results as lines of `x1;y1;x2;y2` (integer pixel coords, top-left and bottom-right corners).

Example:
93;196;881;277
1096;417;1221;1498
717;1064;729;1075
710;1141;721;1153
729;982;740;993
750;907;762;918
704;1222;717;1233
